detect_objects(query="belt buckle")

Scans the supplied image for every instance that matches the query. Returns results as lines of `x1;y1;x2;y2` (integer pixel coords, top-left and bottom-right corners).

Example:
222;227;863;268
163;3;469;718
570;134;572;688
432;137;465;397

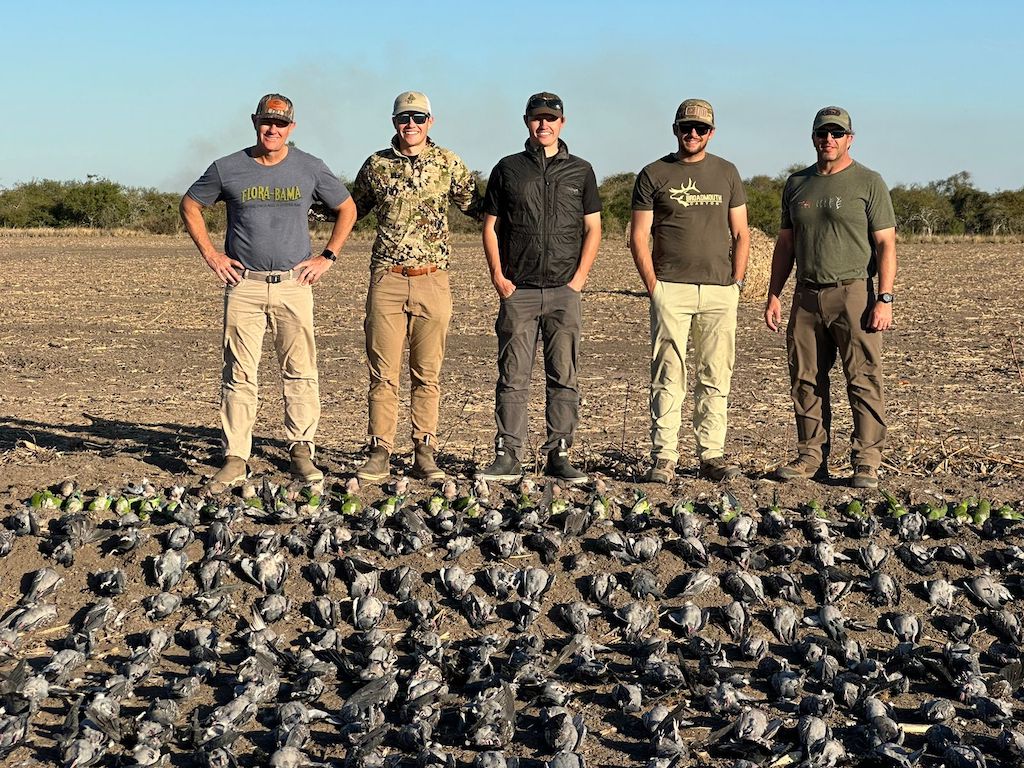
401;266;411;277
268;274;282;284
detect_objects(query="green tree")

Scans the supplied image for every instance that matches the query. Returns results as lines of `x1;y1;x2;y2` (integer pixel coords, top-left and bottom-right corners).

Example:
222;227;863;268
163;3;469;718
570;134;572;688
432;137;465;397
56;178;130;228
890;184;954;236
598;172;637;236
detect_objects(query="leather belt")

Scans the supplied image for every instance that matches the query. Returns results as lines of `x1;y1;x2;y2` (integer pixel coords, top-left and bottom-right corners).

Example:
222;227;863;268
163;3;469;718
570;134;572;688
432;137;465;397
389;264;439;277
797;278;860;289
243;269;294;284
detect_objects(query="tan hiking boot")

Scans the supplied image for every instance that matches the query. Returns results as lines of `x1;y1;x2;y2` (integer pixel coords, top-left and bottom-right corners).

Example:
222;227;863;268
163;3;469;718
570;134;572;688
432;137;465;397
289;442;324;483
700;456;742;482
356;441;391;483
850;465;879;489
645;459;675;484
206;456;247;494
773;455;828;482
411;439;445;481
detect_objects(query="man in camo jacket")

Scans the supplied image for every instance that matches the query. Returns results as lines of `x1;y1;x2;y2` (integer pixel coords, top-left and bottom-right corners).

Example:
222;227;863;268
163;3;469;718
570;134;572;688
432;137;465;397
351;90;482;482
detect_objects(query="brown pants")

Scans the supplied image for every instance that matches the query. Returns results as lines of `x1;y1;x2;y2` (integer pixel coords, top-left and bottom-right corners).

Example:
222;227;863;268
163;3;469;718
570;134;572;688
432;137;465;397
221;276;319;461
786;279;886;468
364;269;452;451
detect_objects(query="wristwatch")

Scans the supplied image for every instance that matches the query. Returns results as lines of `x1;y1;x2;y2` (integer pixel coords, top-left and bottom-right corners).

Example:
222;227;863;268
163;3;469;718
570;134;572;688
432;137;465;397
320;248;337;262
735;279;745;290
878;292;894;304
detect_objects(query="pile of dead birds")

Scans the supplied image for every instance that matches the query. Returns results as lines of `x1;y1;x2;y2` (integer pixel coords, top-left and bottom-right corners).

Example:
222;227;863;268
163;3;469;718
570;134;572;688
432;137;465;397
2;477;1024;768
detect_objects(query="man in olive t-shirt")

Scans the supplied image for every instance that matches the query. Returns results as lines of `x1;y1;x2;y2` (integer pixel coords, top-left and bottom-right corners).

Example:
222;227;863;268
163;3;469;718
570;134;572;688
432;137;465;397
630;98;750;484
764;106;897;489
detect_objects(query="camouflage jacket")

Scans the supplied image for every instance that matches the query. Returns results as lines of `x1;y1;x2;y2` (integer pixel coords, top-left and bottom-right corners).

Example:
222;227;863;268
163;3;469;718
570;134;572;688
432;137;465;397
352;138;482;270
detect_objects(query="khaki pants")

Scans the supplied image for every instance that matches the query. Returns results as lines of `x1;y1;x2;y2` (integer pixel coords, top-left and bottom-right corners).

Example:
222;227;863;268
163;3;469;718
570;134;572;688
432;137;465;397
649;281;739;463
364;269;452;451
786;279;886;468
221;276;319;461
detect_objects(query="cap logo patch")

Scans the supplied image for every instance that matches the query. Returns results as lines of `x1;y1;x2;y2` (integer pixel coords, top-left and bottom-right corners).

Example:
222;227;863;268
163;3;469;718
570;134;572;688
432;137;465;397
266;98;289;112
685;105;712;122
820;108;841;117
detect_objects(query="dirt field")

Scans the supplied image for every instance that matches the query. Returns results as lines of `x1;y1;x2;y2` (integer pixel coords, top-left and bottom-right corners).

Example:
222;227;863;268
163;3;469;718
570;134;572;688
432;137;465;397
1;233;1023;767
2;233;1021;500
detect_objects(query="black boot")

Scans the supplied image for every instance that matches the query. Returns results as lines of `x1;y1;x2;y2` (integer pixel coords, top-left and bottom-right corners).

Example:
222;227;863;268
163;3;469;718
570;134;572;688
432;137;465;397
476;438;522;482
545;439;587;485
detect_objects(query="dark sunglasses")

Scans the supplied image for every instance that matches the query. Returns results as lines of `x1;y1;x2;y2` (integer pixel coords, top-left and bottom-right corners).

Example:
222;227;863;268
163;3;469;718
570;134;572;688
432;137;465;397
814;128;849;140
528;97;563;112
675;122;712;136
395;112;429;125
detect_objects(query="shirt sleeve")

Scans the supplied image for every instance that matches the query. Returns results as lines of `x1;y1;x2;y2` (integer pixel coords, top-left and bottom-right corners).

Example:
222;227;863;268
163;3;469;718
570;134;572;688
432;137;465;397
450;156;484;222
185;162;223;206
866;172;896;231
780;176;795;230
631;168;656;211
482;163;504;217
312;159;351;209
728;163;747;208
581;165;602;214
351;158;377;219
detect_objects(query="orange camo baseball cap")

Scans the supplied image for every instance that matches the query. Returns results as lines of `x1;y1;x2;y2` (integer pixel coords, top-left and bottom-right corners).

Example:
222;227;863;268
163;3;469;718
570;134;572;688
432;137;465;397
253;93;294;124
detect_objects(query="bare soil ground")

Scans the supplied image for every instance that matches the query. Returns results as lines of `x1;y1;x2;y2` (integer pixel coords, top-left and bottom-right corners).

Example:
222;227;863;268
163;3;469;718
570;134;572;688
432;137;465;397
1;233;1023;767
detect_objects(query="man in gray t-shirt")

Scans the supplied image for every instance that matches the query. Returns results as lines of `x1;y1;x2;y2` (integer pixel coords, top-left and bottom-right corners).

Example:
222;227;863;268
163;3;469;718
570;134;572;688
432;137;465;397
181;93;356;492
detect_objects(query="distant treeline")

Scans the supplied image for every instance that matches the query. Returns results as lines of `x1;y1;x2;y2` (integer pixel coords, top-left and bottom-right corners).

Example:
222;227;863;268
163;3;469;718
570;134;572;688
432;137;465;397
2;169;1021;238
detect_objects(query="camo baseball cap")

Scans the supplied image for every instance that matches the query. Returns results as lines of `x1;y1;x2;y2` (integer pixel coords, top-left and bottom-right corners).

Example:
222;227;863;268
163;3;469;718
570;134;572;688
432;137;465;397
253;94;294;124
393;91;432;116
674;98;715;127
525;92;564;118
813;106;853;132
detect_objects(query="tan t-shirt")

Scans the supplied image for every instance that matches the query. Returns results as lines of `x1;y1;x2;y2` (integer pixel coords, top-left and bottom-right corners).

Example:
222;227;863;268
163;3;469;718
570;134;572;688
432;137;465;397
631;152;746;285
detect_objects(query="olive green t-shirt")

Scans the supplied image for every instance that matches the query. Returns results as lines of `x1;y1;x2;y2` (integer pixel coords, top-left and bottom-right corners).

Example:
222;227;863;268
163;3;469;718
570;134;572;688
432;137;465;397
631;152;746;285
780;160;896;283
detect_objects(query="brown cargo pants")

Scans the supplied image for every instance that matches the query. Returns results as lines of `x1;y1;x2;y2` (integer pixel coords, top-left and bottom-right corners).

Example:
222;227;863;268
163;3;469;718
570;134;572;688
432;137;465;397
786;278;886;469
364;268;452;451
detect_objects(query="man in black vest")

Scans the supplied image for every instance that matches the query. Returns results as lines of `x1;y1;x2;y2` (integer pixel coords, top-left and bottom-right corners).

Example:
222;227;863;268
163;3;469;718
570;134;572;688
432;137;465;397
476;92;603;484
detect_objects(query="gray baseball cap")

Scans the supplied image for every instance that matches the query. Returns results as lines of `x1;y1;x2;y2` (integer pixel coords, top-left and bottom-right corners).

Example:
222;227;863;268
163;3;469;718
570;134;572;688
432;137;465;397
813;106;853;132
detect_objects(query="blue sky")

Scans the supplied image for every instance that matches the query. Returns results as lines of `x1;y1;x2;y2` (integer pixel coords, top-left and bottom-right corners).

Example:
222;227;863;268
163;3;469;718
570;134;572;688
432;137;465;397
5;0;1022;192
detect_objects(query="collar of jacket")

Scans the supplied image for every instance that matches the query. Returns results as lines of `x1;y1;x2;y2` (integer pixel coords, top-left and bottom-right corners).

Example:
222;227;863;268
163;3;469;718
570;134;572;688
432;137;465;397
523;138;569;165
388;135;437;161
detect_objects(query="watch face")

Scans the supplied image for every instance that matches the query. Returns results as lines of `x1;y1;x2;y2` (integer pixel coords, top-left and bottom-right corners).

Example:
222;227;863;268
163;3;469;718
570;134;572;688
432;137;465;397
879;293;894;303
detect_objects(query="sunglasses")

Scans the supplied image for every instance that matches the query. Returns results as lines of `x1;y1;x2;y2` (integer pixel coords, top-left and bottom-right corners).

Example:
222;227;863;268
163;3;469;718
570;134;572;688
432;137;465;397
528;97;563;112
814;128;849;139
395;112;429;125
675;123;712;136
529;114;561;124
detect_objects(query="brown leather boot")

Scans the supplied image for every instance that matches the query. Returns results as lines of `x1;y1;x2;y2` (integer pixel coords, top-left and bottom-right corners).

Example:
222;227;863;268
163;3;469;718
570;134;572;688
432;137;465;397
411;438;445;481
356;440;391;483
289;442;324;483
205;456;247;494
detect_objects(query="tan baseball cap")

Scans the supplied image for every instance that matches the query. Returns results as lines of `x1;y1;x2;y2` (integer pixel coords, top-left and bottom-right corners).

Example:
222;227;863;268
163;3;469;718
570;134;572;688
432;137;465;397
393;91;432;116
253;94;294;124
674;98;714;127
813;106;853;132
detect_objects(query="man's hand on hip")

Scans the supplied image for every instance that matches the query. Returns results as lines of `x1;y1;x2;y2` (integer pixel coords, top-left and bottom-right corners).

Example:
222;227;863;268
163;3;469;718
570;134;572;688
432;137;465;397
295;254;334;286
205;251;244;286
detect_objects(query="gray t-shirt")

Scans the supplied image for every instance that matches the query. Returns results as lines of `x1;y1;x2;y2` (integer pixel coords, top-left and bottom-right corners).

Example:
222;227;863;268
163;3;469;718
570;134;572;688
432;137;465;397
187;147;350;271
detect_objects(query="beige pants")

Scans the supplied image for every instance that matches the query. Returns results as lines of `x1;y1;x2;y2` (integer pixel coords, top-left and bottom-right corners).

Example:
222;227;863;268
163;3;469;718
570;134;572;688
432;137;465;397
649;280;739;463
364;269;452;451
221;275;319;461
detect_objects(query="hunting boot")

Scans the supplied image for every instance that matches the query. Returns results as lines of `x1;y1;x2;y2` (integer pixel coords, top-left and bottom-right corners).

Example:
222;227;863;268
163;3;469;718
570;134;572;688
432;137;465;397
289;442;324;483
545;439;588;485
645;458;675;484
699;456;742;482
476;438;523;482
356;438;391;483
206;456;247;494
773;454;829;482
411;437;445;481
850;465;879;489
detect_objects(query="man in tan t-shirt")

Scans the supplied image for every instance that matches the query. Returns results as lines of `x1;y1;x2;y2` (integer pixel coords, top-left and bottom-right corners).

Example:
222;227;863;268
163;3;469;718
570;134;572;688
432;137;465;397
630;98;750;484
